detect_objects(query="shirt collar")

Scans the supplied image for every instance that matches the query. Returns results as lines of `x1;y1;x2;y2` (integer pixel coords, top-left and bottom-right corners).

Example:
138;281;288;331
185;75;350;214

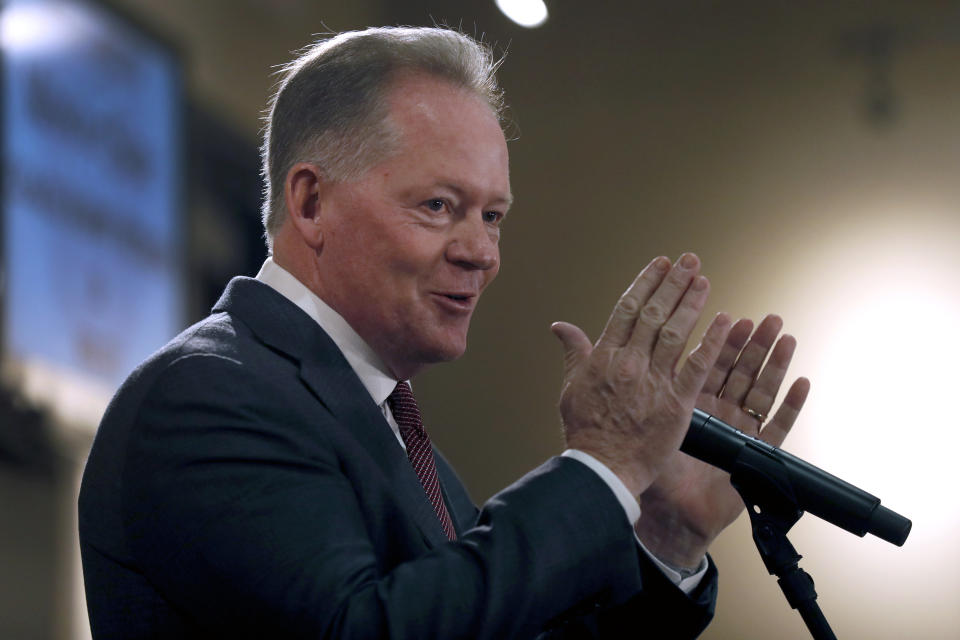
255;257;401;407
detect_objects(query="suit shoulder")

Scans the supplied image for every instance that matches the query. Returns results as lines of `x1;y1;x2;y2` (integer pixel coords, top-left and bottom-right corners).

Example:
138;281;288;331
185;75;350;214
138;309;283;377
163;310;252;361
100;309;292;426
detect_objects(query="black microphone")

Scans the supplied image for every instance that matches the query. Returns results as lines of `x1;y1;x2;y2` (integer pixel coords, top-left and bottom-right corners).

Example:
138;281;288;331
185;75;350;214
682;409;912;546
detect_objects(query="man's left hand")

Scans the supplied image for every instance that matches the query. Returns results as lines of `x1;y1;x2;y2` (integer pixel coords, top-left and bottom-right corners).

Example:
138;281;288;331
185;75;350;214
633;314;810;568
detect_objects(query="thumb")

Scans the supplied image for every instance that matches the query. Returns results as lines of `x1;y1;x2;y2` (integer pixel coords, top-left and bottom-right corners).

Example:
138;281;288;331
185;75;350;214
550;321;593;380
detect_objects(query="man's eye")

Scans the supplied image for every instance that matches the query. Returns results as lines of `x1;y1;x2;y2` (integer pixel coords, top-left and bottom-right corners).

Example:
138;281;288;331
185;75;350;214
483;210;503;224
425;199;446;212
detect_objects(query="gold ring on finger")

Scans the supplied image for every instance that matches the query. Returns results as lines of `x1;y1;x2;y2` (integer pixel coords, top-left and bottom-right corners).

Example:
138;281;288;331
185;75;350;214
742;406;767;423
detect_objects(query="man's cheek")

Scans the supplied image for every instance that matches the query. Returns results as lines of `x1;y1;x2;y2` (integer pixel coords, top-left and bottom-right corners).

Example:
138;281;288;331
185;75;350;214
483;265;501;290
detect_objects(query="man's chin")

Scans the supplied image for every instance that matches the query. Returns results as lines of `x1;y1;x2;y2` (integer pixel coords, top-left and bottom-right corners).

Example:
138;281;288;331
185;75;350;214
387;334;468;379
423;338;468;364
422;331;473;364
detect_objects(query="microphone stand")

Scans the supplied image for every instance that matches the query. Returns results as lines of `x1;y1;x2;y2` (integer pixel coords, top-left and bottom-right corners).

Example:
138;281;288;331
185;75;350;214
729;444;838;640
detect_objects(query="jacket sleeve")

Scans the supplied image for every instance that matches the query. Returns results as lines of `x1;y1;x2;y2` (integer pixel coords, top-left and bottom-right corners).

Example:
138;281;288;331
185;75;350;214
540;554;717;639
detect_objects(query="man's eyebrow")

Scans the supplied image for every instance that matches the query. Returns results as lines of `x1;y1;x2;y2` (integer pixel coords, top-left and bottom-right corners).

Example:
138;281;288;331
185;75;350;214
437;182;514;208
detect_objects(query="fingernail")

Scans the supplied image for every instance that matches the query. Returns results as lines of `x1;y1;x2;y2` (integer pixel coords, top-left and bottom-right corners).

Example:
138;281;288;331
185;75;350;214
652;256;670;273
680;253;697;268
715;312;731;327
692;275;708;291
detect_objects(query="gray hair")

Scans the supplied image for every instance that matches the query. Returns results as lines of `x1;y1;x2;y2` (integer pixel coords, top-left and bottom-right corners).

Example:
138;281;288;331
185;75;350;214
260;26;506;248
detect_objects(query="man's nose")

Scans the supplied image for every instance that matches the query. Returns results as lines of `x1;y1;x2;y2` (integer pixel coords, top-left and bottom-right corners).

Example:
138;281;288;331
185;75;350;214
445;213;499;271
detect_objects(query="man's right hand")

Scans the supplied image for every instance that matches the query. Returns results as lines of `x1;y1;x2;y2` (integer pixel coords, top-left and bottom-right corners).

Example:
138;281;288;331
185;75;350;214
551;253;731;500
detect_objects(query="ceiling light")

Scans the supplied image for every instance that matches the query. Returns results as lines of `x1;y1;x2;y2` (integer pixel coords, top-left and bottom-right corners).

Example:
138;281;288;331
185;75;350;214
495;0;548;29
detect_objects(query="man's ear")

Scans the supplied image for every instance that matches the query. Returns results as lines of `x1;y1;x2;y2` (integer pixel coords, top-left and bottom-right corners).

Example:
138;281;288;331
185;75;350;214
284;162;326;251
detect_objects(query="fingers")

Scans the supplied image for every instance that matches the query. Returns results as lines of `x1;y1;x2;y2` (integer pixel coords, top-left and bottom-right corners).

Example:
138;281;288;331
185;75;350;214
647;275;711;374
675;313;732;398
701;318;753;396
741;333;796;417
593;252;712;386
550;321;593;381
626;253;702;359
595;256;671;351
719;314;783;406
758;377;811;448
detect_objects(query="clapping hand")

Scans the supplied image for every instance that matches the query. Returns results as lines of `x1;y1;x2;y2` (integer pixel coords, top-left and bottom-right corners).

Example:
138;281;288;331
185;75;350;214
634;314;810;567
551;254;731;500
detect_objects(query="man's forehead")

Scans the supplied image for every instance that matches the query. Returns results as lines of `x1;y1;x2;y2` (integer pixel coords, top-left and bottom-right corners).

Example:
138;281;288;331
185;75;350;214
386;73;501;133
379;73;512;203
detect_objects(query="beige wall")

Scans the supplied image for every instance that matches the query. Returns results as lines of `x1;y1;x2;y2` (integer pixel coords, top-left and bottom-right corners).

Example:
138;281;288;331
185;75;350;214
15;0;960;637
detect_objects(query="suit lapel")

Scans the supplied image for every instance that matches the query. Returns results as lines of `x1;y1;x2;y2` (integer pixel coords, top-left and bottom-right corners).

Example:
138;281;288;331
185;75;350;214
434;451;478;535
213;277;450;548
298;360;450;547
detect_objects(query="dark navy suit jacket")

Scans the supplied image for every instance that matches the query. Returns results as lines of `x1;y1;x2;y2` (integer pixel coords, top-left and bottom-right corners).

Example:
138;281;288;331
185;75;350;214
79;277;717;639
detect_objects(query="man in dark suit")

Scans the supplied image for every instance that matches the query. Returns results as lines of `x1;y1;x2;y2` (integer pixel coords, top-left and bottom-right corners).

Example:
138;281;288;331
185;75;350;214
79;27;809;638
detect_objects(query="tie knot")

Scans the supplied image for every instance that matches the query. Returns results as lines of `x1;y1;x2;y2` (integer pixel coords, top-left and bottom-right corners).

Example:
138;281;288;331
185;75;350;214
388;381;425;437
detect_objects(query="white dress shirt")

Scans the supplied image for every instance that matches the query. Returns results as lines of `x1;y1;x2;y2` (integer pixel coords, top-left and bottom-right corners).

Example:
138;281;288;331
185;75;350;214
254;257;706;592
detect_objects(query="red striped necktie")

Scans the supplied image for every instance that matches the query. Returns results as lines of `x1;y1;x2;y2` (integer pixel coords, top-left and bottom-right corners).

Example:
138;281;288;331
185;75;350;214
387;381;457;541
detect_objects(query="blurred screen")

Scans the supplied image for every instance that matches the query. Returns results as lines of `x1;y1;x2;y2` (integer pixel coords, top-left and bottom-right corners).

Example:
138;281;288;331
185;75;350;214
2;0;181;429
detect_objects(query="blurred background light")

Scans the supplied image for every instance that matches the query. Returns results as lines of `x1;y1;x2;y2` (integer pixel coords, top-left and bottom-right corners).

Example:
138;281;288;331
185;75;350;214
799;222;960;531
735;214;960;637
0;1;86;54
494;0;548;28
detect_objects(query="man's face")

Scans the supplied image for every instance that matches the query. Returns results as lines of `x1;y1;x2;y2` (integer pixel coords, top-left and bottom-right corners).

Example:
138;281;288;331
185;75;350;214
315;73;512;379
